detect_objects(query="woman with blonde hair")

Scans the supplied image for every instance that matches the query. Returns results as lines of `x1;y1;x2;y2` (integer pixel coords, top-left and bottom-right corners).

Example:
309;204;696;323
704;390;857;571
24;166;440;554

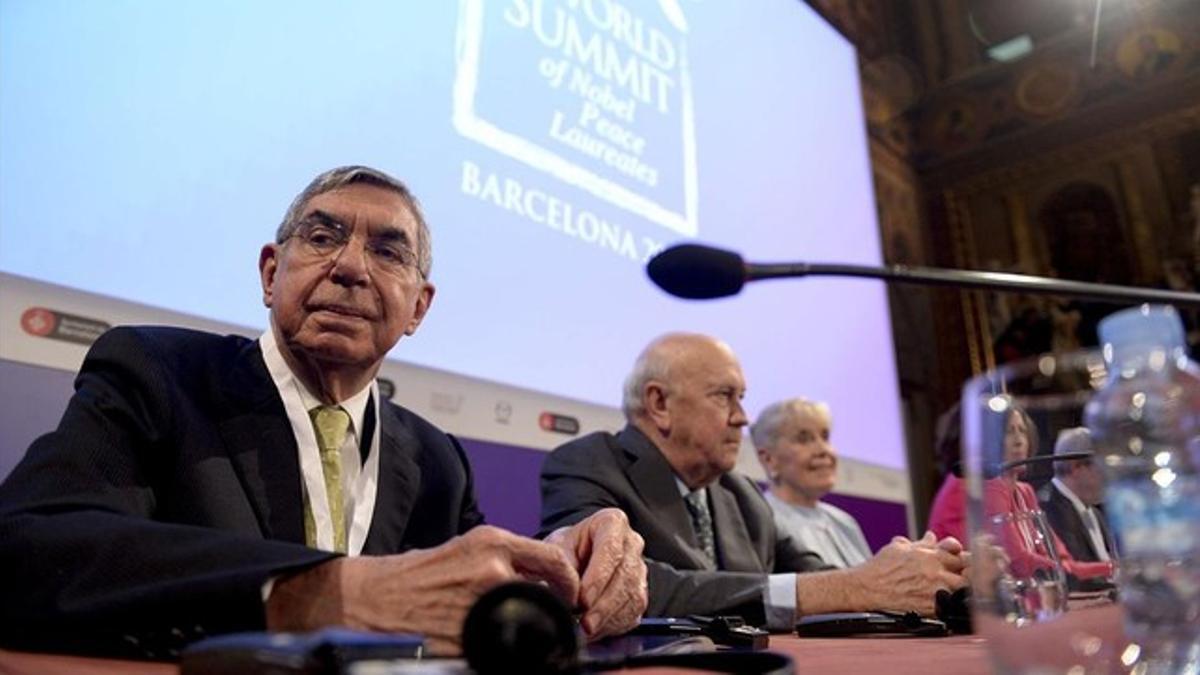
752;398;871;568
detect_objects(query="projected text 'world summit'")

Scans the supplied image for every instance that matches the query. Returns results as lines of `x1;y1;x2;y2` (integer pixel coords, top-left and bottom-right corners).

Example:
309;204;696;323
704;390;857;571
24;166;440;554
453;0;699;237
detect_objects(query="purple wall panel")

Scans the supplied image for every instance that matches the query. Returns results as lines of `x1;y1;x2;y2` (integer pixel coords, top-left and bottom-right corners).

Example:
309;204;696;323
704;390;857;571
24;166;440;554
0;361;909;551
457;436;548;537
824;493;909;553
458;434;911;552
0;359;76;482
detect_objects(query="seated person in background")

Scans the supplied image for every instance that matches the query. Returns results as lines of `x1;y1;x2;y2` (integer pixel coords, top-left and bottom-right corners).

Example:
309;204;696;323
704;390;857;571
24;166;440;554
751;398;871;568
0;166;646;658
1038;427;1115;565
983;403;1113;587
539;333;967;629
927;403;966;542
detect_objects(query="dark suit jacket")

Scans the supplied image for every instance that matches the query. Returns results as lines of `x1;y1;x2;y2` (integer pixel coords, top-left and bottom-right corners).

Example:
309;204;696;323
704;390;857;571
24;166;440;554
0;326;484;658
539;426;827;625
1038;481;1112;563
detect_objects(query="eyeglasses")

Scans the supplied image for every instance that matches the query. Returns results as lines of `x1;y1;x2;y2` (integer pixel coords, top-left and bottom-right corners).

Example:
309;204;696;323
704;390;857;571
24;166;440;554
288;213;422;277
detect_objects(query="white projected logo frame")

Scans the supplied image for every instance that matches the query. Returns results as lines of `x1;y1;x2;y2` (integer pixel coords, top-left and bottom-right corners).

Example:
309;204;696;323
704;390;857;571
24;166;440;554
452;0;700;237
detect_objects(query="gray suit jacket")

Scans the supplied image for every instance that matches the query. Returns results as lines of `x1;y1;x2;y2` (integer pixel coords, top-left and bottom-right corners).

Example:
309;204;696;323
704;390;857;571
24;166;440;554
539;426;827;625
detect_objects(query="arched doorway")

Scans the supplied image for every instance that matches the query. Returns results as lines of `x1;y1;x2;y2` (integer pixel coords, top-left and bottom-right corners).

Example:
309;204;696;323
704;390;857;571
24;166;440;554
1038;182;1131;285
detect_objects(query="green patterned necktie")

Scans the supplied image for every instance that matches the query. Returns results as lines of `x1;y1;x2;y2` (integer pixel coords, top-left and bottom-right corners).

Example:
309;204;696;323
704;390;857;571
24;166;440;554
684;490;717;566
304;405;350;553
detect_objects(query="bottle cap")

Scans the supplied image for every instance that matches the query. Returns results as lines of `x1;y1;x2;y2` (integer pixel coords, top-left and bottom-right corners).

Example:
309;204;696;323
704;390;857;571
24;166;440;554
1098;304;1186;365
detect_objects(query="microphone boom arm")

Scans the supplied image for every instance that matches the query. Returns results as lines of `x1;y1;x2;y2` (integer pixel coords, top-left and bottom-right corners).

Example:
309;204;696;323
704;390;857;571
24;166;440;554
749;261;1200;306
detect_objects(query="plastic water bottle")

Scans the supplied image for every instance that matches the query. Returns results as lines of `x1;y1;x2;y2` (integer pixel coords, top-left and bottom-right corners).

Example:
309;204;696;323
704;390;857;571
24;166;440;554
1084;305;1200;672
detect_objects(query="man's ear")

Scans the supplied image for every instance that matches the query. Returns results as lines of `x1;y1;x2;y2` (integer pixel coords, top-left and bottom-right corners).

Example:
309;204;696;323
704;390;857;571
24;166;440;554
643;381;671;433
403;282;436;336
259;244;279;308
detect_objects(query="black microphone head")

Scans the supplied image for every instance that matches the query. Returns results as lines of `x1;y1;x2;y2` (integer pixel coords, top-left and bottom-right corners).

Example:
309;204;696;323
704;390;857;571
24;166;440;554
462;582;579;675
646;244;746;299
935;587;972;634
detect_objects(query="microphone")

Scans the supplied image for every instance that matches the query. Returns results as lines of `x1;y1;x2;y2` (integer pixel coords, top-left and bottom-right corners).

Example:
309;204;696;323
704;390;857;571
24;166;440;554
1002;450;1091;473
462;582;578;675
461;582;795;674
646;243;1200;306
645;244;746;299
980;451;1094;479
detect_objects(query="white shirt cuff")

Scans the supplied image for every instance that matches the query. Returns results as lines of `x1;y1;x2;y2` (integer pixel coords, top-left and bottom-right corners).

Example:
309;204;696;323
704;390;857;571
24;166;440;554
764;573;797;630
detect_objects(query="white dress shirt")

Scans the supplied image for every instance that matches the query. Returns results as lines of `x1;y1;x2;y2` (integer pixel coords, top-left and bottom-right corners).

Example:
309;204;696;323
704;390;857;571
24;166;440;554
260;329;381;556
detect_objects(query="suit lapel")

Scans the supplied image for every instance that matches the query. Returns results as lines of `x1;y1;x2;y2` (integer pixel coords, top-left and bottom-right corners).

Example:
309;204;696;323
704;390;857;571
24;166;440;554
217;341;306;544
1052;485;1097;561
709;479;764;573
1093;504;1113;558
1062;492;1093;560
362;404;421;554
619;427;712;569
1069;490;1113;561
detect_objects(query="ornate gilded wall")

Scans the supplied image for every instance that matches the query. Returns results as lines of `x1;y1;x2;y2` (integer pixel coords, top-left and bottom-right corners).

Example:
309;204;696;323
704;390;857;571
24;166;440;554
807;0;1200;527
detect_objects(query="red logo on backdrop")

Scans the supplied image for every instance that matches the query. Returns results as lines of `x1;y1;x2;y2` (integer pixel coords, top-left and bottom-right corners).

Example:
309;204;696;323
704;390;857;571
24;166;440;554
16;306;109;345
21;307;58;337
539;412;580;436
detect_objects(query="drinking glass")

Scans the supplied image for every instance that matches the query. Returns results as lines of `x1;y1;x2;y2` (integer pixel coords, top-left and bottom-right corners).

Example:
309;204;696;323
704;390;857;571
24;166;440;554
980;509;1069;623
963;350;1127;674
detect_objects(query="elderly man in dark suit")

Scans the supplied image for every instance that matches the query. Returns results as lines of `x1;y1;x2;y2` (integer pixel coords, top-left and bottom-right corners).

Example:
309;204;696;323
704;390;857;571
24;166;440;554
539;332;967;628
0;166;646;658
1039;427;1114;565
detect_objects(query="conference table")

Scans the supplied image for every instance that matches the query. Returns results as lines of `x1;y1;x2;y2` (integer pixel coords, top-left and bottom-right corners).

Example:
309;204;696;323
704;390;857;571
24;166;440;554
0;633;991;675
0;605;1128;675
0;634;993;667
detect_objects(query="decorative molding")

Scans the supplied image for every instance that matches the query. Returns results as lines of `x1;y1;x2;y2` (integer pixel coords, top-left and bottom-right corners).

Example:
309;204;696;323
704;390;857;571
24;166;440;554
935;105;1200;376
934;104;1200;195
910;3;1200;172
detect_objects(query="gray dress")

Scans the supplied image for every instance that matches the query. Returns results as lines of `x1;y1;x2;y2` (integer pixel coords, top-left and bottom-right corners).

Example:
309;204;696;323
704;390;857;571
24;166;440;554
764;491;871;568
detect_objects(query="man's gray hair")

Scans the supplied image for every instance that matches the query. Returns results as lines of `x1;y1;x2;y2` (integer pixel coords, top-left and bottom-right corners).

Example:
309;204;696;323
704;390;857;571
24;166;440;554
751;398;832;451
1053;426;1093;477
621;333;736;421
622;343;673;421
275;165;432;278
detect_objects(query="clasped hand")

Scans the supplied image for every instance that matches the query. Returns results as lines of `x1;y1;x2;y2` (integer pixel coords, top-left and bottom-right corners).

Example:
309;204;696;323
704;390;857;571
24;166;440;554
855;531;970;616
267;508;647;654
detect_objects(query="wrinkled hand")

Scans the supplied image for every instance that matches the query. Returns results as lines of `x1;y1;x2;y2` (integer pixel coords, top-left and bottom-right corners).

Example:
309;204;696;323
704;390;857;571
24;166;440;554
924;531;963;555
545;508;648;640
853;531;968;616
266;525;580;655
926;531;971;579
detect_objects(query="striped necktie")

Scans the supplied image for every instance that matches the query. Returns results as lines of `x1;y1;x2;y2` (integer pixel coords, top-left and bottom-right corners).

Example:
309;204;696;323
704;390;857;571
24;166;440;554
304;405;350;553
684;490;717;566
